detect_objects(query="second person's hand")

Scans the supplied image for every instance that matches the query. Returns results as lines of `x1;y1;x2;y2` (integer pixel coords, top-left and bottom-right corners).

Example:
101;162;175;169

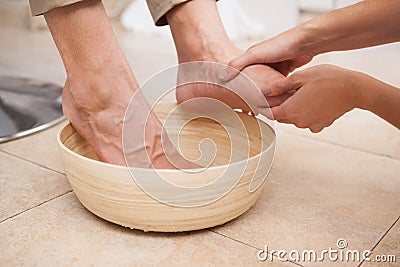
225;0;400;81
267;65;364;133
223;25;315;79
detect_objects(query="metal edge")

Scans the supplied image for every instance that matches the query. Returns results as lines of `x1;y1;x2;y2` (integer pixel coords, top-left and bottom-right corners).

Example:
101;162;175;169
0;115;66;144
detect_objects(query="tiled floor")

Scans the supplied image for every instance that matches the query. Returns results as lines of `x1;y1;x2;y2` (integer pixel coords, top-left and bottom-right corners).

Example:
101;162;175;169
1;5;399;266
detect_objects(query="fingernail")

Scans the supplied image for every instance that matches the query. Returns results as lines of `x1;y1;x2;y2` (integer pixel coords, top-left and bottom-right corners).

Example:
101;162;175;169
262;85;271;95
218;70;228;80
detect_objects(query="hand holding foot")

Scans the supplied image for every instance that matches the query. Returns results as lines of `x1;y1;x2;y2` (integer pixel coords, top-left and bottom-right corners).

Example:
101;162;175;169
166;0;289;114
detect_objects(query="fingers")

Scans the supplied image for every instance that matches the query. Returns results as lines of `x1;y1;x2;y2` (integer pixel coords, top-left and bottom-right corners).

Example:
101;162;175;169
309;119;334;133
269;74;302;96
265;92;293;107
271;102;328;133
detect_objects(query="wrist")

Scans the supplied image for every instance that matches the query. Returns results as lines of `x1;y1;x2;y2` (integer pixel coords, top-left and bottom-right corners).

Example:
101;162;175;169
351;71;374;110
298;21;327;57
300;7;356;56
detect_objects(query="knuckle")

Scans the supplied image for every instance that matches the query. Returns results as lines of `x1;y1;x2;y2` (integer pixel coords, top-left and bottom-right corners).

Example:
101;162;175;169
293;118;309;129
278;106;289;118
289;71;303;81
286;110;297;120
295;122;308;129
246;47;257;57
319;64;332;69
310;125;324;133
286;74;301;88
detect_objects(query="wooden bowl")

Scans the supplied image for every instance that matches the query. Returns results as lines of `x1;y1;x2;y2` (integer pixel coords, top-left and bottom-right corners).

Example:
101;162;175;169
57;103;275;232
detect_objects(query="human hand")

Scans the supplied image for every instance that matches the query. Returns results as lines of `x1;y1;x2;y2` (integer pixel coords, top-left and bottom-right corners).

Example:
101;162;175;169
176;62;290;117
224;26;314;79
224;0;400;81
267;65;361;133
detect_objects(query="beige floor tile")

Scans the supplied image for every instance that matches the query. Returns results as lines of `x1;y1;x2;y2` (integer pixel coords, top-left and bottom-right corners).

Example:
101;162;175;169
0;121;68;174
0;26;66;85
0;193;295;267
0;151;71;222
212;132;400;266
362;218;400;267
277;109;400;160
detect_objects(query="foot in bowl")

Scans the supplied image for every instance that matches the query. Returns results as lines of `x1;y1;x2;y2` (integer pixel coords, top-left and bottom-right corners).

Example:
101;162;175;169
62;69;195;169
44;0;194;169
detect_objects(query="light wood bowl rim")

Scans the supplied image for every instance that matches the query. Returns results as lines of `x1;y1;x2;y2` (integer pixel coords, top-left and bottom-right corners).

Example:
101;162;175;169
57;113;276;171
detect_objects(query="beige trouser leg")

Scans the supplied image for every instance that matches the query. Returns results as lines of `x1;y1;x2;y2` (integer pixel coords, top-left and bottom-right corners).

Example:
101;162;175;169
30;0;83;16
146;0;192;26
30;0;192;26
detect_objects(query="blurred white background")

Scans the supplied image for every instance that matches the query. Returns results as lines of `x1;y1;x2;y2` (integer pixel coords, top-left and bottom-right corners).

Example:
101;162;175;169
0;0;361;40
2;0;399;90
115;0;361;40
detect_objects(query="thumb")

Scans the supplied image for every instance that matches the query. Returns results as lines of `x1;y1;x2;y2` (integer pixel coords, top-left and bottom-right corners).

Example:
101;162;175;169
222;41;277;81
230;46;266;70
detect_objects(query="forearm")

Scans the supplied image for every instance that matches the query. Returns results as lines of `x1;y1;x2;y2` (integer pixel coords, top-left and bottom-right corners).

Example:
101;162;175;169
299;0;400;56
44;0;128;76
355;72;400;129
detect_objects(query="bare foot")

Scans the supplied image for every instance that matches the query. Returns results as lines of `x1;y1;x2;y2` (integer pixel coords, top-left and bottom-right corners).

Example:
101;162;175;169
62;62;196;169
166;0;291;114
45;0;195;169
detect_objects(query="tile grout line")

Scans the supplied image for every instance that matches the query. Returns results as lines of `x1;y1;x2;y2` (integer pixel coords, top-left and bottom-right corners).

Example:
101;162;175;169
357;215;400;267
0;149;65;176
209;229;260;250
0;190;73;224
281;130;400;163
209;229;304;266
